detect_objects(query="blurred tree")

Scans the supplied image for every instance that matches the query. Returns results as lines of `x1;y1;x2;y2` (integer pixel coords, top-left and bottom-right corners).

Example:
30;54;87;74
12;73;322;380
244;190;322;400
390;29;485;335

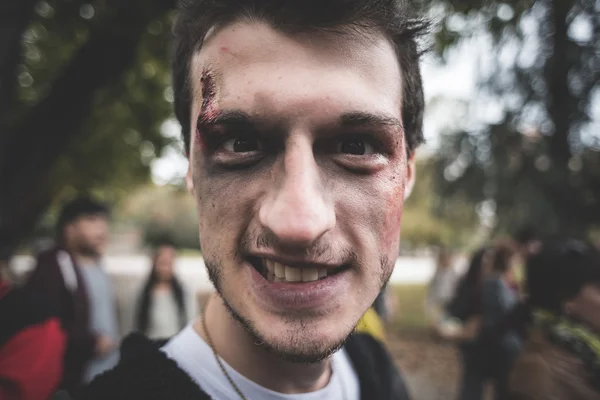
117;185;200;251
401;157;480;250
431;0;600;237
0;0;177;259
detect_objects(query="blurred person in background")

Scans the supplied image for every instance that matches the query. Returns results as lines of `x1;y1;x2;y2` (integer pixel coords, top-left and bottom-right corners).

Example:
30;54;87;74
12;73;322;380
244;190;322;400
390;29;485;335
0;259;16;286
426;247;458;326
26;197;118;394
509;226;542;293
509;239;600;400
442;247;490;400
1;259;66;400
512;226;542;259
135;243;197;339
443;242;523;400
82;0;427;398
480;241;522;400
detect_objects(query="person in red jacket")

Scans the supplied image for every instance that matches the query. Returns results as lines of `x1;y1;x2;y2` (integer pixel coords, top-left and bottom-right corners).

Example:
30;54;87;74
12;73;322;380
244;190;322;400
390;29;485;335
25;197;115;395
0;271;66;400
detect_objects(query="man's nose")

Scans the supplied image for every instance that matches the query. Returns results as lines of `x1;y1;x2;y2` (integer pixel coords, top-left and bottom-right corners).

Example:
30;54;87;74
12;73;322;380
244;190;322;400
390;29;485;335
259;138;336;248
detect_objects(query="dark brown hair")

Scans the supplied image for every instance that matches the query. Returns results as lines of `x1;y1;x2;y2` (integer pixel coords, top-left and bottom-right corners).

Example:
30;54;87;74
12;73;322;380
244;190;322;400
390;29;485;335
527;239;600;313
172;0;428;154
56;196;109;240
490;240;519;274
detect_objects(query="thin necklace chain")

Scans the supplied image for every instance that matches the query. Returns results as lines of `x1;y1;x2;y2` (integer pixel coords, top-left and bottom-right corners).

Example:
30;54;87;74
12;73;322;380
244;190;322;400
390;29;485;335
201;303;248;400
201;299;348;400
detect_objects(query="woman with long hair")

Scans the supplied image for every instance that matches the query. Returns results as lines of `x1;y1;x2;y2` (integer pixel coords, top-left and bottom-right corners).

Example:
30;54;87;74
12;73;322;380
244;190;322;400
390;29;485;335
509;239;600;400
136;245;191;339
443;247;490;400
441;242;520;400
480;241;522;400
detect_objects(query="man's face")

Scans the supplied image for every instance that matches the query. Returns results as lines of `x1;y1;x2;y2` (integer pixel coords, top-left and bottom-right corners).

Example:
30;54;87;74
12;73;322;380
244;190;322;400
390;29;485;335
66;214;109;258
187;22;414;361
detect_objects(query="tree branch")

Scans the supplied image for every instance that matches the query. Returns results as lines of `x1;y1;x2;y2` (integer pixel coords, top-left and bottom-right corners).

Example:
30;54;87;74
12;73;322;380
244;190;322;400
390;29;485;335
0;0;176;259
0;0;39;175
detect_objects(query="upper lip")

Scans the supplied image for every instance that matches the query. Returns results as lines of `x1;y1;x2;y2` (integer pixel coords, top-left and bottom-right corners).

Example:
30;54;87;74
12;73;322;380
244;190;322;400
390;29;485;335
250;252;344;270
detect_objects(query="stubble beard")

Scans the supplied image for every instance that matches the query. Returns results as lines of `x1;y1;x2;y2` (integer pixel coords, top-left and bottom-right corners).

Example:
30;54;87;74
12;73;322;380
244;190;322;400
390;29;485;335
75;239;103;260
203;254;394;364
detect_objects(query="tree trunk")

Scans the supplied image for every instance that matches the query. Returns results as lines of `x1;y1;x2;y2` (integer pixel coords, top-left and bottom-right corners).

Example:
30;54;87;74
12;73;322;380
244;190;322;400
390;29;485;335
0;0;39;178
0;0;177;260
546;0;575;166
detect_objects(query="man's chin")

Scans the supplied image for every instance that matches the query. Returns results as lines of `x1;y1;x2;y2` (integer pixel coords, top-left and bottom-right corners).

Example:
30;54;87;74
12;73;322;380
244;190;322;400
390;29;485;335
221;295;353;363
79;249;102;259
263;339;348;364
77;243;104;259
252;323;352;364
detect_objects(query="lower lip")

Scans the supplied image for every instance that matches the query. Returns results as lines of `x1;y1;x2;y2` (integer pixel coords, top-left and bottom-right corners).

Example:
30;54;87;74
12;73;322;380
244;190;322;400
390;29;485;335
247;264;350;311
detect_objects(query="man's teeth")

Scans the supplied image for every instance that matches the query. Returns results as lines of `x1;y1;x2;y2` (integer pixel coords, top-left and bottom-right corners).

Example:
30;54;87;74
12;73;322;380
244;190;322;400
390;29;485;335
264;260;328;283
285;267;302;282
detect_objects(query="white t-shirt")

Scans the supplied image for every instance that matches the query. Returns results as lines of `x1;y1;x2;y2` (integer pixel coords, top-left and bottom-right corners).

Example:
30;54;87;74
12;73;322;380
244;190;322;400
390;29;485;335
146;289;183;339
162;324;360;400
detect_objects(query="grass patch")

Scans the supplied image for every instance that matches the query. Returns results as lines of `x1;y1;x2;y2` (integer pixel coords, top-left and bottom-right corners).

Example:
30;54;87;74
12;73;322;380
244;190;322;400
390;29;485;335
389;284;429;335
178;248;203;257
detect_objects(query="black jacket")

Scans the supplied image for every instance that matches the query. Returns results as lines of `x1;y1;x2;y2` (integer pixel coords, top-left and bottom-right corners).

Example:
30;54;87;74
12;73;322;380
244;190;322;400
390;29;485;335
78;332;411;400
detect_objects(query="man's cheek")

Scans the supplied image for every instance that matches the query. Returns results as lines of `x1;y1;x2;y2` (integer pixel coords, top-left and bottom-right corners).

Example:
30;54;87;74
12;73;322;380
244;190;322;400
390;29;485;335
380;184;406;251
382;206;403;251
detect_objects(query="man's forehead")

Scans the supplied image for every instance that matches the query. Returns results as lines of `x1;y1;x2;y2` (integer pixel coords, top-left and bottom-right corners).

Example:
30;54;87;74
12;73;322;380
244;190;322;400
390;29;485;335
191;21;400;86
187;21;403;127
200;20;388;57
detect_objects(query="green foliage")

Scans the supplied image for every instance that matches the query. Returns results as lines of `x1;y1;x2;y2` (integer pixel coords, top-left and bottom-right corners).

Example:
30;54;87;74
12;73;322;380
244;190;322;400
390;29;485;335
117;185;201;251
0;1;180;257
401;158;479;249
17;3;175;204
390;284;429;333
431;0;600;237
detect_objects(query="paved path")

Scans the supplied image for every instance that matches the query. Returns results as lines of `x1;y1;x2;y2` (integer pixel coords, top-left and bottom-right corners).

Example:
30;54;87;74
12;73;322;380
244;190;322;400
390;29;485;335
388;334;459;400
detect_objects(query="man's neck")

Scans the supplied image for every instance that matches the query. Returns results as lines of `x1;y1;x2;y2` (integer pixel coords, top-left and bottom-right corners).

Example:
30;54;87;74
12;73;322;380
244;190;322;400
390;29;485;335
68;250;97;266
194;295;332;394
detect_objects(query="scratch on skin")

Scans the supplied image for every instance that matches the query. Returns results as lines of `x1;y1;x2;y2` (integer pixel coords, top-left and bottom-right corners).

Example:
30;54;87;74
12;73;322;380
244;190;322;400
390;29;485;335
382;174;406;250
195;68;220;150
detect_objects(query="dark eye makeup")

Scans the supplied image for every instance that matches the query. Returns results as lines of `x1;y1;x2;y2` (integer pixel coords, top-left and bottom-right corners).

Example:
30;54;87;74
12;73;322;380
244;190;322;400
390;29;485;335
196;113;396;173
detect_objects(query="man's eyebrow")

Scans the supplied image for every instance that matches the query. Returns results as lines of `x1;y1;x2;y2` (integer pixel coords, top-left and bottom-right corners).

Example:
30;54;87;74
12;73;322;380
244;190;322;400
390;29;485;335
198;110;403;131
339;112;403;129
198;110;253;125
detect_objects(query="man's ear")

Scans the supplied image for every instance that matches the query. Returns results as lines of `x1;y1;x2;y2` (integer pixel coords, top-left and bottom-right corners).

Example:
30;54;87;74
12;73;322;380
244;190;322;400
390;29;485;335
404;153;416;201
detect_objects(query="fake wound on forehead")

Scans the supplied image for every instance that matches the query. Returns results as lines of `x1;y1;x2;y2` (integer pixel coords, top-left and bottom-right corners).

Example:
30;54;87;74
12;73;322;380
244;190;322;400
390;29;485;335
195;68;220;149
200;67;218;118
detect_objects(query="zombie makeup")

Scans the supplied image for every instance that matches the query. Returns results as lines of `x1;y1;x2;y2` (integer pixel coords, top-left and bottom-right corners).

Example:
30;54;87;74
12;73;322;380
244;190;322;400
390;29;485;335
195;68;220;150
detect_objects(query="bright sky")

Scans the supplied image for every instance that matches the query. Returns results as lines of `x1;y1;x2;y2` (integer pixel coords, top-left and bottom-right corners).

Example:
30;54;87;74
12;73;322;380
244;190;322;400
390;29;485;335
151;50;480;185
